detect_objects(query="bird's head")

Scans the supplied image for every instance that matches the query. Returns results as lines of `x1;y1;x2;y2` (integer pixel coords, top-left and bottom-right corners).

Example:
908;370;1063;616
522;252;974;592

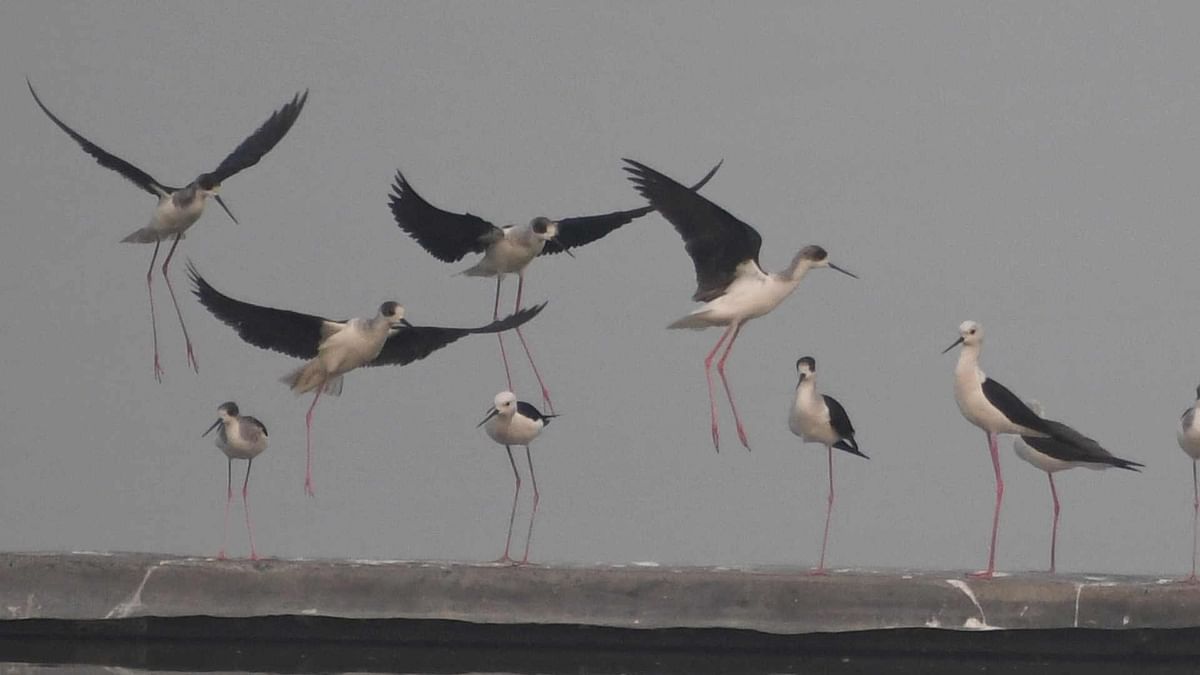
943;320;982;353
796;245;858;279
203;401;239;437
379;301;412;331
795;356;816;384
477;391;517;427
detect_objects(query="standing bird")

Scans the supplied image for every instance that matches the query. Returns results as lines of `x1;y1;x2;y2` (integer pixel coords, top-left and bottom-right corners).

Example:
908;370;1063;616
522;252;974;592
1013;401;1142;573
202;401;268;560
28;79;307;381
624;159;857;452
389;161;722;411
789;357;868;575
1178;385;1200;582
188;262;546;497
943;320;1123;579
477;391;556;563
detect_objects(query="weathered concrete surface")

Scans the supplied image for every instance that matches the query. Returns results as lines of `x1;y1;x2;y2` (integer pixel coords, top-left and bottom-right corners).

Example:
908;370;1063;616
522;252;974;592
0;552;1198;634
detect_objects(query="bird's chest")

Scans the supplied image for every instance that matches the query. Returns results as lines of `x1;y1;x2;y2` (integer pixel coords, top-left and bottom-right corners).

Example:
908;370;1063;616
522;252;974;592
714;276;786;320
488;235;542;273
954;368;1011;431
319;325;384;373
154;191;205;230
789;391;832;444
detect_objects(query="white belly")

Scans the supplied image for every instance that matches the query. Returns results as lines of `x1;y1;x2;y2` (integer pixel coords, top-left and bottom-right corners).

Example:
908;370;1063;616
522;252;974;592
1179;424;1200;460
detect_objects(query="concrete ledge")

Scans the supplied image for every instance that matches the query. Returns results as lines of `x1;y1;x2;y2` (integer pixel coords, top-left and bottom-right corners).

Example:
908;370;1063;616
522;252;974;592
2;552;1200;664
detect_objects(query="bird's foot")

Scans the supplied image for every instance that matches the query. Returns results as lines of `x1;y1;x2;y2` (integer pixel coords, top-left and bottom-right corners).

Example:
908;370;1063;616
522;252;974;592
735;423;750;451
1184;573;1199;585
216;549;227;560
304;477;316;498
153;356;165;383
808;567;828;577
711;425;720;453
967;569;995;580
186;343;199;373
249;552;260;561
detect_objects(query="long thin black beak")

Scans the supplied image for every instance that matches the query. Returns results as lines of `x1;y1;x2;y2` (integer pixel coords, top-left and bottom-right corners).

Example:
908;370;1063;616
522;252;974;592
942;336;965;354
398;318;413;328
476;408;499;428
214;194;239;225
202;419;222;438
829;262;858;279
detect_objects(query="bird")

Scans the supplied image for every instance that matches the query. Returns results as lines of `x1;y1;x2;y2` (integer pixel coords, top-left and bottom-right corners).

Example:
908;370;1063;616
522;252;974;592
188;262;546;497
1013;401;1142;573
623;159;857;452
1178;384;1200;582
202;401;269;560
28;79;307;382
788;356;868;575
943;320;1128;579
389;160;723;412
477;391;556;564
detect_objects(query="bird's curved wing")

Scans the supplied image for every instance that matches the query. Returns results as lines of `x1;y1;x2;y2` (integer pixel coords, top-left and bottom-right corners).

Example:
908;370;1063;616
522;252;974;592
1026;420;1143;471
28;78;172;197
369;303;547;367
201;90;308;186
188;261;333;359
980;378;1055;436
541;160;725;256
623;159;762;302
389;170;502;262
823;394;867;458
240;415;269;439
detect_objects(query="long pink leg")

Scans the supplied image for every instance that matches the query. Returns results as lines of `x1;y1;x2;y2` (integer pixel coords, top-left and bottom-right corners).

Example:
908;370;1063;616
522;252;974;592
145;239;164;382
160;232;198;373
811;446;834;576
513;274;554;414
715;322;750;450
969;431;1003;579
497;446;521;563
218;458;232;559
304;388;322;497
1047;473;1060;573
1190;461;1198;583
521;445;540;564
702;326;734;452
243;459;259;560
494;277;514;391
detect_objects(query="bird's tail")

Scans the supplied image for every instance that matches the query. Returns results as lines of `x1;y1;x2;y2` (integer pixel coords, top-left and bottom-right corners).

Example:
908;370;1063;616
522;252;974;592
121;228;179;244
1106;456;1145;472
834;438;869;459
667;309;715;330
280;361;343;396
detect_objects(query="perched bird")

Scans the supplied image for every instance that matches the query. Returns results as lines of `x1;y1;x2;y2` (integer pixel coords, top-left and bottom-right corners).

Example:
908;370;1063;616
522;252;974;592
624;159;857;452
477;391;556;563
202;401;269;560
390;161;722;411
789;357;868;575
944;320;1124;579
1013;401;1142;573
1178;385;1200;582
188;262;546;497
28;79;307;381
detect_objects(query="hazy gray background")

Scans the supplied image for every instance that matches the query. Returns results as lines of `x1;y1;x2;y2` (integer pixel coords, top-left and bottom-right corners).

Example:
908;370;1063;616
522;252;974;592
2;1;1198;575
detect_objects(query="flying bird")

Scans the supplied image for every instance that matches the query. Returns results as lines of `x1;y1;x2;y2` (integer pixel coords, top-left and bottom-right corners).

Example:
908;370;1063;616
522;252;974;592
477;391;556;563
28;79;307;381
624;159;857;452
202;401;269;560
188;262;546;497
390;160;722;412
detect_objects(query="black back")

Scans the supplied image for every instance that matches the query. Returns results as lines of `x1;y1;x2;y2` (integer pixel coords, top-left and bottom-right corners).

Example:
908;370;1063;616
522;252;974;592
981;378;1056;436
824;394;867;458
516;400;553;425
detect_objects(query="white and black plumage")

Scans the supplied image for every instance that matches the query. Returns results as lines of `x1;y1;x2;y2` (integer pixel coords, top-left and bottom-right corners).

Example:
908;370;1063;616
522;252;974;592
390;161;722;411
1178;385;1200;582
188;262;546;497
788;357;868;574
1013;400;1142;573
623;159;857;453
202;401;268;560
28;80;307;382
477;391;556;564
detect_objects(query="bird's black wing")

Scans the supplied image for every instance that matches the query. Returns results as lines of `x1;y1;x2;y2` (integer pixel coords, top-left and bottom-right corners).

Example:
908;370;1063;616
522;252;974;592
981;378;1056;436
541;160;724;256
1025;420;1143;471
241;415;269;437
188;261;328;359
28;78;172;197
623;159;762;302
516;400;553;425
389;169;502;262
369;303;547;367
201;90;308;186
824;394;867;458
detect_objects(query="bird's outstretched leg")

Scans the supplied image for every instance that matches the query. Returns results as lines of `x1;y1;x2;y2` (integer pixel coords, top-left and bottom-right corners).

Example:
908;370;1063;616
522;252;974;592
497;446;521;564
494;277;514;392
969;431;1003;579
702;326;734;451
304;388;322;497
218;458;232;559
146;239;164;382
1190;460;1198;583
161;232;198;373
812;447;835;576
513;273;554;413
521;445;540;564
715;322;749;450
243;459;259;560
1047;472;1060;573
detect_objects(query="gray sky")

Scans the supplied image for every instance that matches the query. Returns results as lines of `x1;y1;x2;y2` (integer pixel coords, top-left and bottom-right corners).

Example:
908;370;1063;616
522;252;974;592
3;1;1199;575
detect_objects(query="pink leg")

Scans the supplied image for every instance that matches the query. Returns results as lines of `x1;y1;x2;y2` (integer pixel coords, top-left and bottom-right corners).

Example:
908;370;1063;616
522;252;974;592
497;446;521;564
218;458;232;560
811;446;834;576
521;445;540;564
513;274;554;414
1047;473;1060;574
703;326;734;452
969;431;1003;579
160;233;198;373
145;239;164;382
715;323;750;450
243;459;259;560
494;277;514;392
304;388;322;497
1190;461;1198;583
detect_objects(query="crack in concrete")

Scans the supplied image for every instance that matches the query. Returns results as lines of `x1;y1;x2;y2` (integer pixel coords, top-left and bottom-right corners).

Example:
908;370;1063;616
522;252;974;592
105;561;164;619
